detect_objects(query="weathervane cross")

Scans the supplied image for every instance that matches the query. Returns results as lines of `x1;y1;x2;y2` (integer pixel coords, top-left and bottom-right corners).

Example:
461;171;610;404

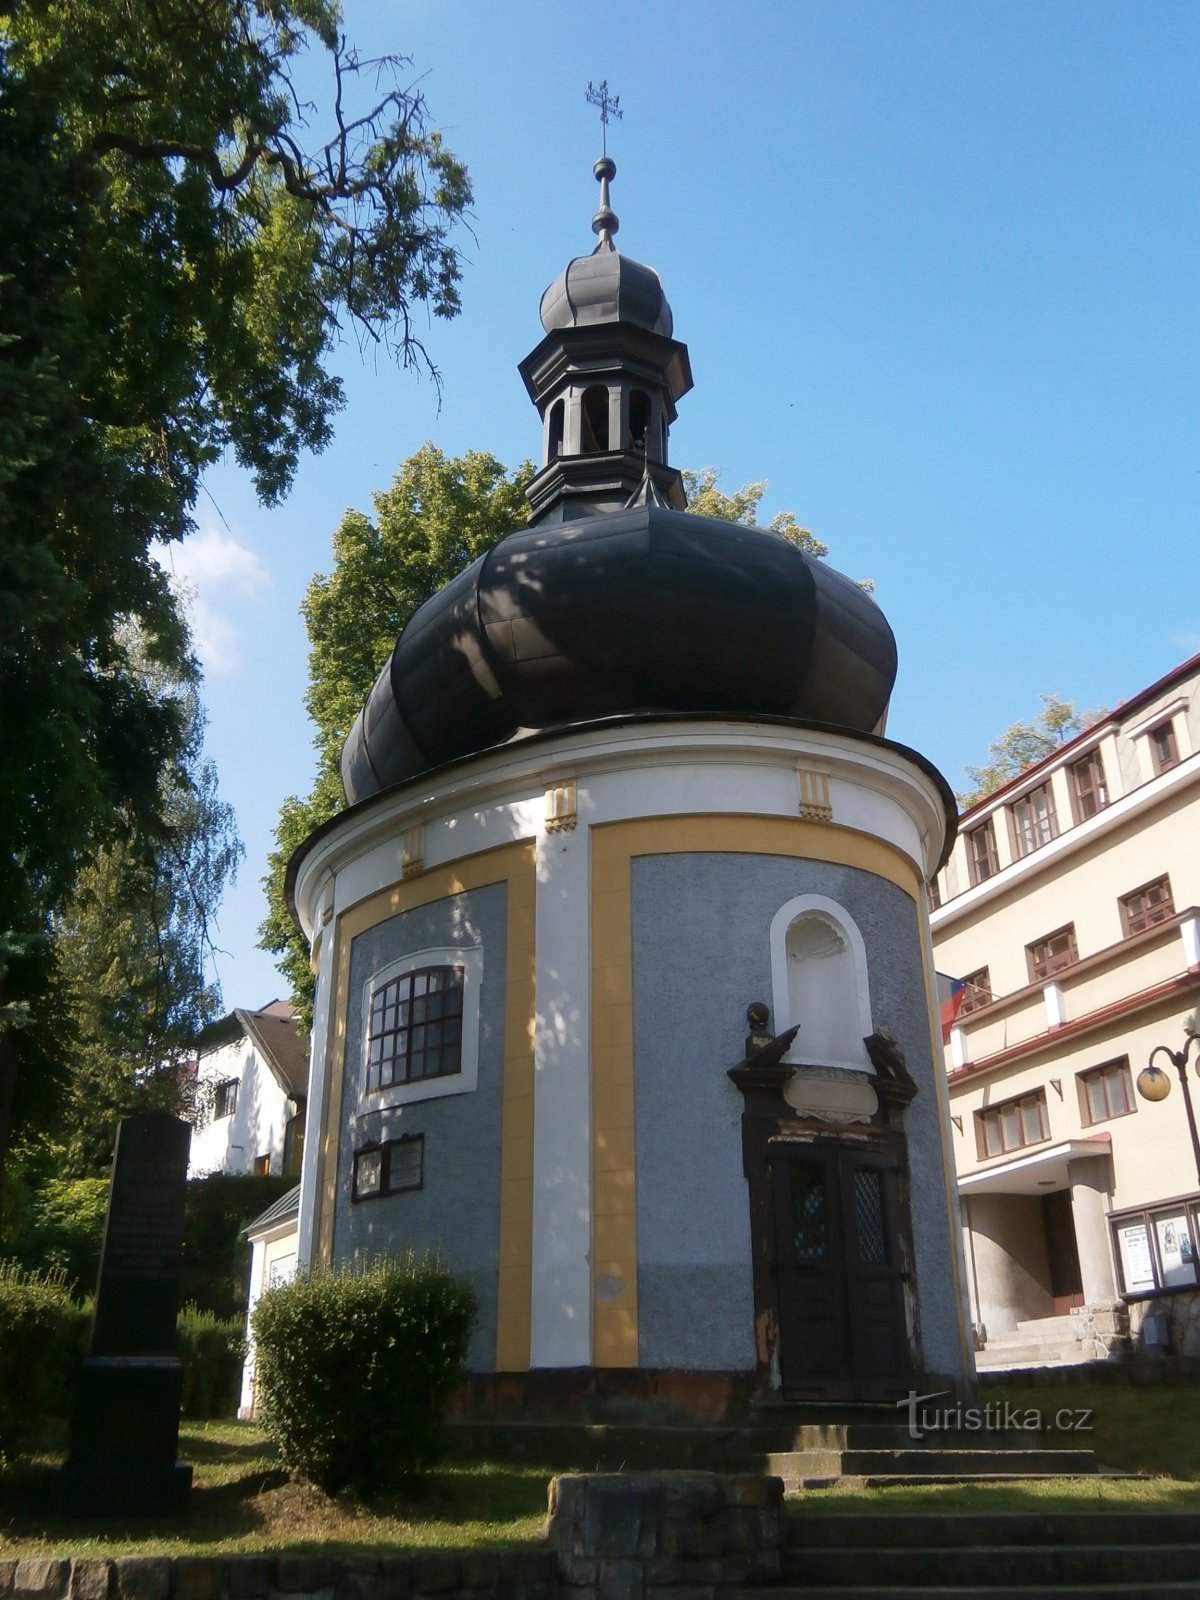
585;79;623;156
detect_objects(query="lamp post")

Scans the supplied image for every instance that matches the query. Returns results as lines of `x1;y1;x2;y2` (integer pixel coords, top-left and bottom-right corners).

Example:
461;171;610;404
1137;1030;1200;1187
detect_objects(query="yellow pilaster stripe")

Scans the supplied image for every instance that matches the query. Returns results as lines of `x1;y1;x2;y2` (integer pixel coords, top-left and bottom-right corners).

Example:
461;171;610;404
312;840;536;1370
589;812;923;1368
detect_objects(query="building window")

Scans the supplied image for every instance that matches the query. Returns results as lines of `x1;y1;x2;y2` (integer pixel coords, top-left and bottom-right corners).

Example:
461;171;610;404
352;1134;424;1202
252;1154;270;1177
366;965;464;1095
1027;924;1078;981
547;399;564;457
967;820;999;886
975;1090;1049;1159
1112;1197;1199;1295
627;389;651;453
1149;720;1180;776
1069;749;1108;822
1120;875;1175;937
959;967;992;1017
1078;1057;1135;1125
214;1080;238;1119
927;878;942;913
1010;781;1058;858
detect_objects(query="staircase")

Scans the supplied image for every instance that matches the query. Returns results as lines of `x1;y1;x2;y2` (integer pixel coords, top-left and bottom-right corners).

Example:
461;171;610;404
747;1509;1200;1597
976;1314;1089;1371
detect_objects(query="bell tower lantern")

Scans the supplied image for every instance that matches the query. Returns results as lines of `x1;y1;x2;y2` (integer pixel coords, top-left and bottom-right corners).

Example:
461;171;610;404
518;156;694;526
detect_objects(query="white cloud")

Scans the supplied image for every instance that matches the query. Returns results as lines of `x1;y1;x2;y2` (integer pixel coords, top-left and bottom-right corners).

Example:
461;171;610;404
154;526;272;677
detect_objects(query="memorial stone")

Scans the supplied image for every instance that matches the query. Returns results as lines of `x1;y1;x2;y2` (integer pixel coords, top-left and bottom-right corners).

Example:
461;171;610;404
60;1111;193;1515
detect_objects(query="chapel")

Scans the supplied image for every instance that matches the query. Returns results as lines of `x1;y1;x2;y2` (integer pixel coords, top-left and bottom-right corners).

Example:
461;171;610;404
287;147;972;1409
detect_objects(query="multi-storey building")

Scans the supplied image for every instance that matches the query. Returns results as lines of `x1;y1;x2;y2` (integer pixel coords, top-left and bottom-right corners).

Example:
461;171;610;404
931;653;1200;1363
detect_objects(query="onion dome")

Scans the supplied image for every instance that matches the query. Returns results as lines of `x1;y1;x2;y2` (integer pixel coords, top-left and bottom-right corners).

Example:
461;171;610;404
539;158;674;338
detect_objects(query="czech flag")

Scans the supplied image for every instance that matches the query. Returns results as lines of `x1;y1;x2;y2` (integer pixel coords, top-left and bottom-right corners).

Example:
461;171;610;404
937;973;967;1045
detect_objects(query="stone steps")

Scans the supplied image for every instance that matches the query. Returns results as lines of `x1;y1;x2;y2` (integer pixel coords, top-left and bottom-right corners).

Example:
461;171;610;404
764;1445;1100;1489
747;1511;1200;1596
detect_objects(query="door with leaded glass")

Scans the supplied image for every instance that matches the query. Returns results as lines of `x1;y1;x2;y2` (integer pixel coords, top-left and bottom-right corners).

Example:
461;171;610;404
770;1141;910;1399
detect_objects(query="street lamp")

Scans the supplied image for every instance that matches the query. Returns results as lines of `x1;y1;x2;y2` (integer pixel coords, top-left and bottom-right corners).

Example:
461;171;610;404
1137;1029;1200;1186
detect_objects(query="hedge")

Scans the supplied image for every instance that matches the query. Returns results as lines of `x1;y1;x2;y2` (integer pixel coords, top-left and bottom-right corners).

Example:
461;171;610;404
0;1263;79;1464
252;1255;477;1492
178;1302;246;1419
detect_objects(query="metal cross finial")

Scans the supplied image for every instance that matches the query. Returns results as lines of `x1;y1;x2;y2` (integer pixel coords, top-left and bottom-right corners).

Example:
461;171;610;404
585;79;623;156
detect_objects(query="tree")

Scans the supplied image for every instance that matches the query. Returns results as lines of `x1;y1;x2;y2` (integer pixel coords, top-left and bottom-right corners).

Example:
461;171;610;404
957;695;1106;808
681;468;829;559
262;456;843;1021
0;1;471;1207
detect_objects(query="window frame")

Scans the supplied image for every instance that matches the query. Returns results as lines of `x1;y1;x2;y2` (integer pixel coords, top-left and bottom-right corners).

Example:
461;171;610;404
358;945;483;1114
966;819;1000;886
1069;748;1109;823
1026;924;1079;982
975;1089;1050;1160
1077;1056;1135;1127
366;962;466;1095
1119;874;1175;938
1009;780;1058;859
214;1079;238;1120
1148;718;1180;776
959;966;992;1017
352;1134;425;1203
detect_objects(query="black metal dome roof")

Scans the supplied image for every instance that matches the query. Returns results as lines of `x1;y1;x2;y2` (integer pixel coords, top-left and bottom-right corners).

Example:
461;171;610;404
340;503;896;804
537;156;673;339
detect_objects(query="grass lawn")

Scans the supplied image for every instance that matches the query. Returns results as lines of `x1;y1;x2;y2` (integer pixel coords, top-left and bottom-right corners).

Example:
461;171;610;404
794;1380;1200;1514
6;1382;1200;1553
0;1422;550;1559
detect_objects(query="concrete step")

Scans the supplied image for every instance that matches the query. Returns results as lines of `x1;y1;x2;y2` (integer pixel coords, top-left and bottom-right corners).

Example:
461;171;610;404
975;1340;1085;1368
779;1543;1200;1587
745;1586;1200;1598
765;1446;1100;1488
1014;1315;1078;1339
784;1512;1200;1547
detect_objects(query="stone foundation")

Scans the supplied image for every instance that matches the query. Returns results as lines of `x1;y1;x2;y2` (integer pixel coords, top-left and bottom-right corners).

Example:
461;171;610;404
546;1473;784;1600
1069;1300;1132;1361
1;1551;556;1600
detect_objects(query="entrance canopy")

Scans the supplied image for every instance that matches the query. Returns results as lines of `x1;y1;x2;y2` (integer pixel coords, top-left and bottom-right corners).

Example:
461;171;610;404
958;1136;1112;1197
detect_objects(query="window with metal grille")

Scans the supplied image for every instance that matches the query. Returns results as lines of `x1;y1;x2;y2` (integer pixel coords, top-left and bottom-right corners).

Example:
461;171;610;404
1069;749;1108;822
1078;1058;1135;1126
1120;875;1175;938
1027;925;1078;982
967;820;999;886
975;1090;1049;1159
366;965;464;1094
1149;720;1180;776
959;967;992;1016
1010;781;1057;858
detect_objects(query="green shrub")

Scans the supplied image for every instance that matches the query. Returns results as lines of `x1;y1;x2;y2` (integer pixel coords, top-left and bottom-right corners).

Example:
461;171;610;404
8;1176;109;1295
178;1301;246;1419
0;1262;77;1463
252;1255;477;1492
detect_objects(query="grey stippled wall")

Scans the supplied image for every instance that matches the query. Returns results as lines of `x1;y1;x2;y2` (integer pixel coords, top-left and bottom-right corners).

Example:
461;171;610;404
631;852;964;1379
333;883;507;1368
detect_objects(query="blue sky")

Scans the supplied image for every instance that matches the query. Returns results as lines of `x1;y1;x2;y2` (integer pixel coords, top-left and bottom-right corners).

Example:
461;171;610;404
167;0;1199;1009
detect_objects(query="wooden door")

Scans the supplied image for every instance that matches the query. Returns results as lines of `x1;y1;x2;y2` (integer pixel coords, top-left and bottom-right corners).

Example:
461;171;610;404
771;1142;911;1399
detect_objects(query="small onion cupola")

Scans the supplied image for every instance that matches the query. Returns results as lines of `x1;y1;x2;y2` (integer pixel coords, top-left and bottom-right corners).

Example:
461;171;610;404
518;156;694;526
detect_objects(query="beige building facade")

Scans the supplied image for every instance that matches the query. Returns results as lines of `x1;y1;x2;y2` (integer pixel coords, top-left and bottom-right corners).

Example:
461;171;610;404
931;654;1200;1361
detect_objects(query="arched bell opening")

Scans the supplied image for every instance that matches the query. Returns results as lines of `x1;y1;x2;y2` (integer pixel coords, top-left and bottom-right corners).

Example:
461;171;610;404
581;385;610;453
627;389;651;455
546;398;565;460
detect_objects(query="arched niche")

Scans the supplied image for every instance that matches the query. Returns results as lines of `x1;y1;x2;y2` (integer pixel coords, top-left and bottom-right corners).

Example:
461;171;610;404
768;894;873;1070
